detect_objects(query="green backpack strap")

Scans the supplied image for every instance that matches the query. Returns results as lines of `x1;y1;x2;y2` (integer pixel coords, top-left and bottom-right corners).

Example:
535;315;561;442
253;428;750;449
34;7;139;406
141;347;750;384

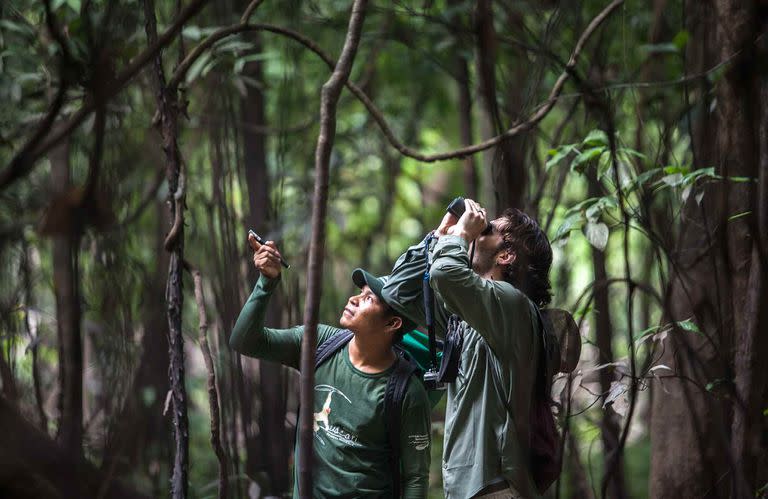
397;331;445;407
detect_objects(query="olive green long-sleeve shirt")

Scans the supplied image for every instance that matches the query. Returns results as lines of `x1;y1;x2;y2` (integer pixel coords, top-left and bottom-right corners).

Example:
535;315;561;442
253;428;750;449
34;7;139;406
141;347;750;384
230;275;431;498
383;235;541;498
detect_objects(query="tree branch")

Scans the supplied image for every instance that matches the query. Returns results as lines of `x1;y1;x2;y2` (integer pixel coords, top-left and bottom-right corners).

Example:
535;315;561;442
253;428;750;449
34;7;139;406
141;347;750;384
0;0;210;192
184;261;228;499
169;0;623;165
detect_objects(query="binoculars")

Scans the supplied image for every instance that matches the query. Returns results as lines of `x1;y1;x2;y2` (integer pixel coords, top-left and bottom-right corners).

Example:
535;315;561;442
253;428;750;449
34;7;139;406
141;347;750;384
446;197;493;235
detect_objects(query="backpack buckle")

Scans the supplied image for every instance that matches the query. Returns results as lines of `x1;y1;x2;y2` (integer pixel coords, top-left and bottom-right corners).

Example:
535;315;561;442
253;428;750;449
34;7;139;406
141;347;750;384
423;369;446;390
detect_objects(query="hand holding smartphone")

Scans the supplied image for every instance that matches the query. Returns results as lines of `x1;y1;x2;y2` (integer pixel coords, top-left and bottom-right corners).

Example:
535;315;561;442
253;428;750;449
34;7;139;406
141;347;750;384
248;230;290;269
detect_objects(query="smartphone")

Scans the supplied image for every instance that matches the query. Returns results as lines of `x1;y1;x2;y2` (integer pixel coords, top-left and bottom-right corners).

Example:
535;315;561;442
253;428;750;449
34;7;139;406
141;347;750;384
248;230;290;269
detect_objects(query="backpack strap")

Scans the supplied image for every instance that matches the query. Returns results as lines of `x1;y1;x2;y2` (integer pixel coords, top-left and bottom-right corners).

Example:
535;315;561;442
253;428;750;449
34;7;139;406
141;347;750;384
383;353;418;499
315;330;354;369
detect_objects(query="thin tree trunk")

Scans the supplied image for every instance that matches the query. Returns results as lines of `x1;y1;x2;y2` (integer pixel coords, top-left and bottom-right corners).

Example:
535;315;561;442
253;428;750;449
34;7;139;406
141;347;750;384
143;0;189;496
49;135;83;457
566;430;593;499
189;264;228;499
449;0;478;200
588;176;627;499
298;2;368;496
239;24;291;494
21;238;48;430
474;0;528;211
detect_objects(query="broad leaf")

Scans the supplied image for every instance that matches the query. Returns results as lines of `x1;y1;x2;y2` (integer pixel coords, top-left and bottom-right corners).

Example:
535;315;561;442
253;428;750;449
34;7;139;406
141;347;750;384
582;129;609;147
584;221;609;251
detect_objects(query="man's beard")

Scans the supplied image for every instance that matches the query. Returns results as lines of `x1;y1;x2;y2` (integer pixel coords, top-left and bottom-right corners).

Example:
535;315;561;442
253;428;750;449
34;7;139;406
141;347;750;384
471;248;496;276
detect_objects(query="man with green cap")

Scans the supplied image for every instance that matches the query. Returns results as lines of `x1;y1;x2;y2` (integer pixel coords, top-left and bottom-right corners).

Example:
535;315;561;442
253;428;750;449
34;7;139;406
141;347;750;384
229;235;431;498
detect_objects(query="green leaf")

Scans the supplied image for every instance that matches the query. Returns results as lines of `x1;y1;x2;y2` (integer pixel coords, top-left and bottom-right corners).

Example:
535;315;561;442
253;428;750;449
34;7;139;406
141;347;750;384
571;146;605;173
663;165;691;175
672;30;690;51
546;144;576;170
582;129;609;147
0;19;34;36
676;319;701;334
183;25;203;40
66;0;82;11
727;211;752;222
726;176;754;183
618;147;647;160
659;173;684;187
624;167;662;194
597;151;612;179
186;51;212;84
585;196;617;221
583;221;609;251
552;212;583;245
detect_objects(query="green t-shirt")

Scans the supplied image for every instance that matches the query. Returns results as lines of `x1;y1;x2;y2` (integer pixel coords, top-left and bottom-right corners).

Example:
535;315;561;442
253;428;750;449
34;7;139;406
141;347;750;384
230;275;431;498
383;235;541;498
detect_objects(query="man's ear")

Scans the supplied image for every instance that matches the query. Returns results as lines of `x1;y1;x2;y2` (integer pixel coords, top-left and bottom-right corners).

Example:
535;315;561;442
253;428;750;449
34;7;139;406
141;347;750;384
387;316;403;334
497;250;515;266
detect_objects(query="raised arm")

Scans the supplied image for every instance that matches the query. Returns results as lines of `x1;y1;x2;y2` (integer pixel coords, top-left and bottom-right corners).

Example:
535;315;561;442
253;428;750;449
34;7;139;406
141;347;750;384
229;274;305;368
428;200;536;358
381;234;449;337
230;236;337;369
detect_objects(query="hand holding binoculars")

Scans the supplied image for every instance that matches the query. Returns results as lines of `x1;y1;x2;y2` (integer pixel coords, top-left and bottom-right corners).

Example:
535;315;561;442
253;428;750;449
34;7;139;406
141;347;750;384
446;197;493;236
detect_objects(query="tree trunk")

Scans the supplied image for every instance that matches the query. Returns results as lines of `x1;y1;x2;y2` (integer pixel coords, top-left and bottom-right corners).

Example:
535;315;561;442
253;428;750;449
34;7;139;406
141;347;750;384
239;25;291;494
588;176;628;499
474;0;528;212
298;2;368;495
143;1;189;496
449;0;478;200
0;395;150;499
650;1;767;497
49;135;83;457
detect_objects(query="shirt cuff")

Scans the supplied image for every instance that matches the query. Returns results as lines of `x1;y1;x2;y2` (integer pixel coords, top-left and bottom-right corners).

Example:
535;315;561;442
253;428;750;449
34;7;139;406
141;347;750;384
256;273;281;293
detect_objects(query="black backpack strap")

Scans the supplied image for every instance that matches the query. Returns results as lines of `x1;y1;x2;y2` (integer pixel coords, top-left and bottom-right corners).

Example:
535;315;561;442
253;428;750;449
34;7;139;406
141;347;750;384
384;354;418;499
315;330;354;369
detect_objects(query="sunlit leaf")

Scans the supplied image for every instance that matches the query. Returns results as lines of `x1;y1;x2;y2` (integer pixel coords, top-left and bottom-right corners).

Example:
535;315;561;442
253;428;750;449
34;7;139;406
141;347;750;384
582;129;609;147
583;221;609;251
676;319;701;334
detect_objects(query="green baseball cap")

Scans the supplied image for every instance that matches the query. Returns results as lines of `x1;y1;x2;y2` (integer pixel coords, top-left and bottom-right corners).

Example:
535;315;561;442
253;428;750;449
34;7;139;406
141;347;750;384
351;268;417;332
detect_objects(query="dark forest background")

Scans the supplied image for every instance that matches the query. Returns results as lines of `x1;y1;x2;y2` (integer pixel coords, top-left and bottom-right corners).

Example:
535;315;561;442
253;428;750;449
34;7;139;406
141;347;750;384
0;0;766;498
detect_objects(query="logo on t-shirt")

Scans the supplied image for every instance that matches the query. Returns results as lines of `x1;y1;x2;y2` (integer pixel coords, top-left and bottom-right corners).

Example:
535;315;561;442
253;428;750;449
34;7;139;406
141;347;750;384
408;433;429;451
313;385;360;447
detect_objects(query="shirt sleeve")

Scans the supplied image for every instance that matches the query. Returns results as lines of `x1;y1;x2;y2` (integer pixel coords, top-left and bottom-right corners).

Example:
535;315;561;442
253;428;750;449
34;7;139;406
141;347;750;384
428;235;534;359
382;234;450;338
399;382;431;499
229;275;339;369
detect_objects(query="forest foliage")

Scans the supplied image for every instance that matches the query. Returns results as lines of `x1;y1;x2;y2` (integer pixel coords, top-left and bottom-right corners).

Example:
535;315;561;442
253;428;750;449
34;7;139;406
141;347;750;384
0;0;766;498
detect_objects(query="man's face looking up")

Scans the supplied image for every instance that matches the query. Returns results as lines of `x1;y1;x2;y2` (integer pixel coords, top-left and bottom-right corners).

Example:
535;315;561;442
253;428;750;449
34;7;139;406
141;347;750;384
340;285;399;338
471;218;508;276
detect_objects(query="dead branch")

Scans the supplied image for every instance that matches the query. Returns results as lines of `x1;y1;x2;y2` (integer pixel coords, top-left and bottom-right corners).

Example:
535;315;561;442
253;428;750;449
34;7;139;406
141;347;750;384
185;261;228;499
142;0;191;496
